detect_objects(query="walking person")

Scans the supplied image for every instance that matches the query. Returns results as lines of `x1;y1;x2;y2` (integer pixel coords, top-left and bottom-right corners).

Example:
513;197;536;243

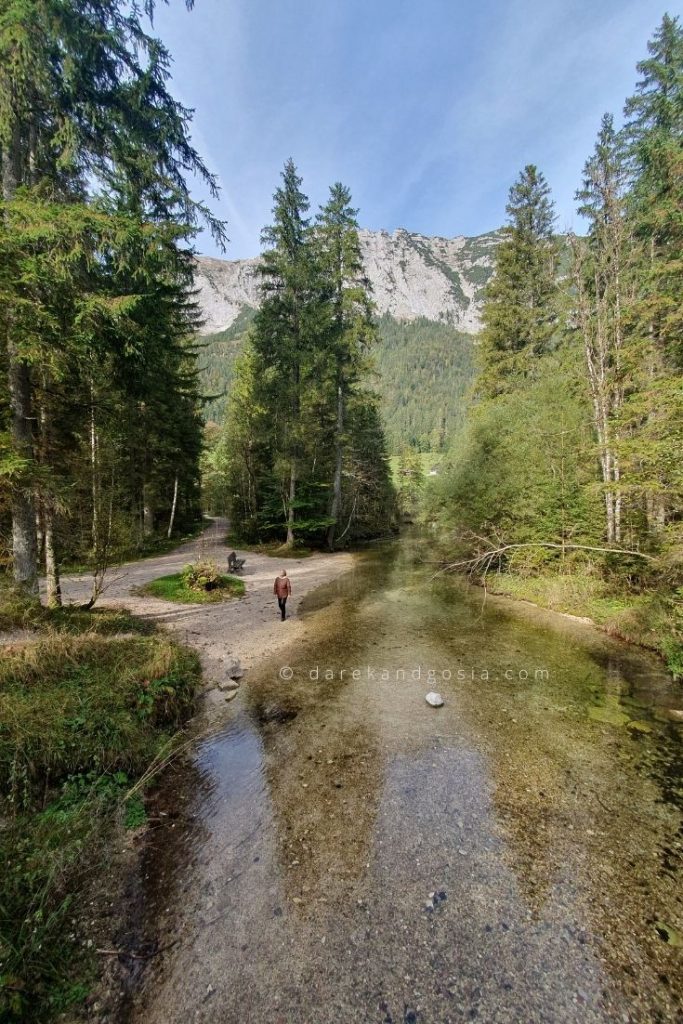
274;569;292;621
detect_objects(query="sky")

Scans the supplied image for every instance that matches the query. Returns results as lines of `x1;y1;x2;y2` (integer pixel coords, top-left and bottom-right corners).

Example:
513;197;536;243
152;0;679;258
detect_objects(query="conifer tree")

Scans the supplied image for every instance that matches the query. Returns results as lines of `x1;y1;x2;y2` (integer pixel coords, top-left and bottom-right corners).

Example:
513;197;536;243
620;14;683;541
314;183;376;548
252;159;319;547
479;165;559;396
0;0;222;593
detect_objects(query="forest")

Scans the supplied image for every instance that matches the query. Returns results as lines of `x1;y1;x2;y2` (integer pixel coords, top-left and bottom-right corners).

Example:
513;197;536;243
204;164;396;549
426;15;683;676
0;4;681;1022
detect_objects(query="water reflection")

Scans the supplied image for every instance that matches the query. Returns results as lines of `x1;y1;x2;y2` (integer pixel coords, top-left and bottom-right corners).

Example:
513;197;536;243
126;538;682;1024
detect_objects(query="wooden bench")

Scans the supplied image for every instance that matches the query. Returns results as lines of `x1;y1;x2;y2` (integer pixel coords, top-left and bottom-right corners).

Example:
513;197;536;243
228;550;246;574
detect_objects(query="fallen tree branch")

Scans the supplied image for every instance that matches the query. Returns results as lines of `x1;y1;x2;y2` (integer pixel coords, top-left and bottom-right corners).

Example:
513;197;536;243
434;541;655;579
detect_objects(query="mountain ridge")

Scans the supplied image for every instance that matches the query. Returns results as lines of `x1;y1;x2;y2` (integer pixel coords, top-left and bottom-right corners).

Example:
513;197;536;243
194;227;501;335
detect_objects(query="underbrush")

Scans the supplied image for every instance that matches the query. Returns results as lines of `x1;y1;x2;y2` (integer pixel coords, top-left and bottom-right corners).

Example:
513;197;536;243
0;610;201;1022
0;587;154;636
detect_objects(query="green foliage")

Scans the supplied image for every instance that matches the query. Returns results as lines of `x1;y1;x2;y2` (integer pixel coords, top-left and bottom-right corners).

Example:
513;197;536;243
0;619;201;1022
374;315;475;451
478;165;560;396
396;446;426;521
181;559;223;592
221;166;395;548
0;0;223;595
141;569;244;604
431;17;683;676
199;312;476;456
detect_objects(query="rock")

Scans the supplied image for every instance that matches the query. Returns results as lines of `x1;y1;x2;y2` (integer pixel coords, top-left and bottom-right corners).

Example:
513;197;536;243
223;689;238;702
226;658;244;680
425;691;444;707
666;708;683;722
217;678;239;692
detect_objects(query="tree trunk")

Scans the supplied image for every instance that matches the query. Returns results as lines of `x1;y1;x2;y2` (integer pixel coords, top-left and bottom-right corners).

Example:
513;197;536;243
142;482;155;537
39;395;62;606
167;473;179;540
326;383;344;550
286;461;296;548
90;385;99;549
4;124;39;594
44;507;62;608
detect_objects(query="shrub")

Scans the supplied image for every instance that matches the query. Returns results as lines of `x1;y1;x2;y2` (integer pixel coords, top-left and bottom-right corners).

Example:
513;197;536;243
181;559;223;592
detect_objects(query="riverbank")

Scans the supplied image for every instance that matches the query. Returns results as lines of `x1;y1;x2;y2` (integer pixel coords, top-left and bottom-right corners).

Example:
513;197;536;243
56;517;355;692
0;521;356;1022
0;606;202;1022
120;534;683;1024
462;570;683;681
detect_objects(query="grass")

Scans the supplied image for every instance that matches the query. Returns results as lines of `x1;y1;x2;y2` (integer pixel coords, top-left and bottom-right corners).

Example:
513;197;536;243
140;571;245;603
0;594;201;1022
0;588;154;636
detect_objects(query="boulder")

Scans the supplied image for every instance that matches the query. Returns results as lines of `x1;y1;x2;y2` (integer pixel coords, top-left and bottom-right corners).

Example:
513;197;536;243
226;658;244;680
218;678;240;692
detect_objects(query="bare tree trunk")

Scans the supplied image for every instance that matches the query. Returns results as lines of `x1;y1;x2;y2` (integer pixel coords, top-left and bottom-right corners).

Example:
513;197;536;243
286;461;296;548
142;482;155;537
39;395;62;607
44;508;62;608
167;473;179;540
326;383;344;550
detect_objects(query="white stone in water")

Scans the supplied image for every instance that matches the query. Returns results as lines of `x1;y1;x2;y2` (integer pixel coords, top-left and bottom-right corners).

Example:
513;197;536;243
425;691;444;708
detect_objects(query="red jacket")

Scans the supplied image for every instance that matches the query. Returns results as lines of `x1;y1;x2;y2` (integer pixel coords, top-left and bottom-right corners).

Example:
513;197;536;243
274;575;292;598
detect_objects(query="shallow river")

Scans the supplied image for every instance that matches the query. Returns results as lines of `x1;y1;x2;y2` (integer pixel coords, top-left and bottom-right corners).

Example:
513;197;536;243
126;537;682;1024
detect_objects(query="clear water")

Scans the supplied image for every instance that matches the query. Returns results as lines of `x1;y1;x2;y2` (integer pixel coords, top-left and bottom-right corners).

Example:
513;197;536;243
127;537;683;1024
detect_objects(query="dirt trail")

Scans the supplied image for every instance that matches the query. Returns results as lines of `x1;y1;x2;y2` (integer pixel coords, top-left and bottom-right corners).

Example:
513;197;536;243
57;518;354;690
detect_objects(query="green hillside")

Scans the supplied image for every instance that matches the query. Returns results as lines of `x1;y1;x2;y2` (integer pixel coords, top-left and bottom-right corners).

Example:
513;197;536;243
373;314;475;450
198;306;256;423
199;310;475;451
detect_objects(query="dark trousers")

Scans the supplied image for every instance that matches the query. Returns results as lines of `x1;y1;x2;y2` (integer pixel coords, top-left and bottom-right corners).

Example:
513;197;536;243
277;596;287;620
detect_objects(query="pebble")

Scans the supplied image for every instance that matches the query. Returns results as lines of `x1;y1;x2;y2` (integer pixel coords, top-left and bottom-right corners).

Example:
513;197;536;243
425;692;444;707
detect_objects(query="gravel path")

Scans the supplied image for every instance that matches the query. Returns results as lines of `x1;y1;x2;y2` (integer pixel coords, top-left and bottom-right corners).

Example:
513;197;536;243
58;518;354;690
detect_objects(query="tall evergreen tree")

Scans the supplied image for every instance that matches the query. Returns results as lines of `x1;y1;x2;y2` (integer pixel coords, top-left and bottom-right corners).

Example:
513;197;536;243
478;165;559;396
620;14;683;541
0;0;223;593
314;183;376;548
223;166;394;548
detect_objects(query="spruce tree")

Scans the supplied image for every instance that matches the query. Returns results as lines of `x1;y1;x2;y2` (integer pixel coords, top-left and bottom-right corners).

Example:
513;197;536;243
0;0;222;593
479;165;559;396
253;159;318;547
314;183;376;548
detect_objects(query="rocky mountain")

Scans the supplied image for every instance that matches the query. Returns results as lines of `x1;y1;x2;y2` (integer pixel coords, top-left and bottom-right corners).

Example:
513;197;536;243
194;228;500;335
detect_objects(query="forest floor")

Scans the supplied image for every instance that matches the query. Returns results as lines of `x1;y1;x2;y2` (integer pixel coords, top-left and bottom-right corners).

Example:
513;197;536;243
57;518;355;693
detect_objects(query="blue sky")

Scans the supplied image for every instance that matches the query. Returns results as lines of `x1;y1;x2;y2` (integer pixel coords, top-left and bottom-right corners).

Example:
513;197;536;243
153;0;679;258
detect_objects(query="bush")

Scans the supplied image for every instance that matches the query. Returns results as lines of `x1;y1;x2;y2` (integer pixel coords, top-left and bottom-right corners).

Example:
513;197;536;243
181;559;223;592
